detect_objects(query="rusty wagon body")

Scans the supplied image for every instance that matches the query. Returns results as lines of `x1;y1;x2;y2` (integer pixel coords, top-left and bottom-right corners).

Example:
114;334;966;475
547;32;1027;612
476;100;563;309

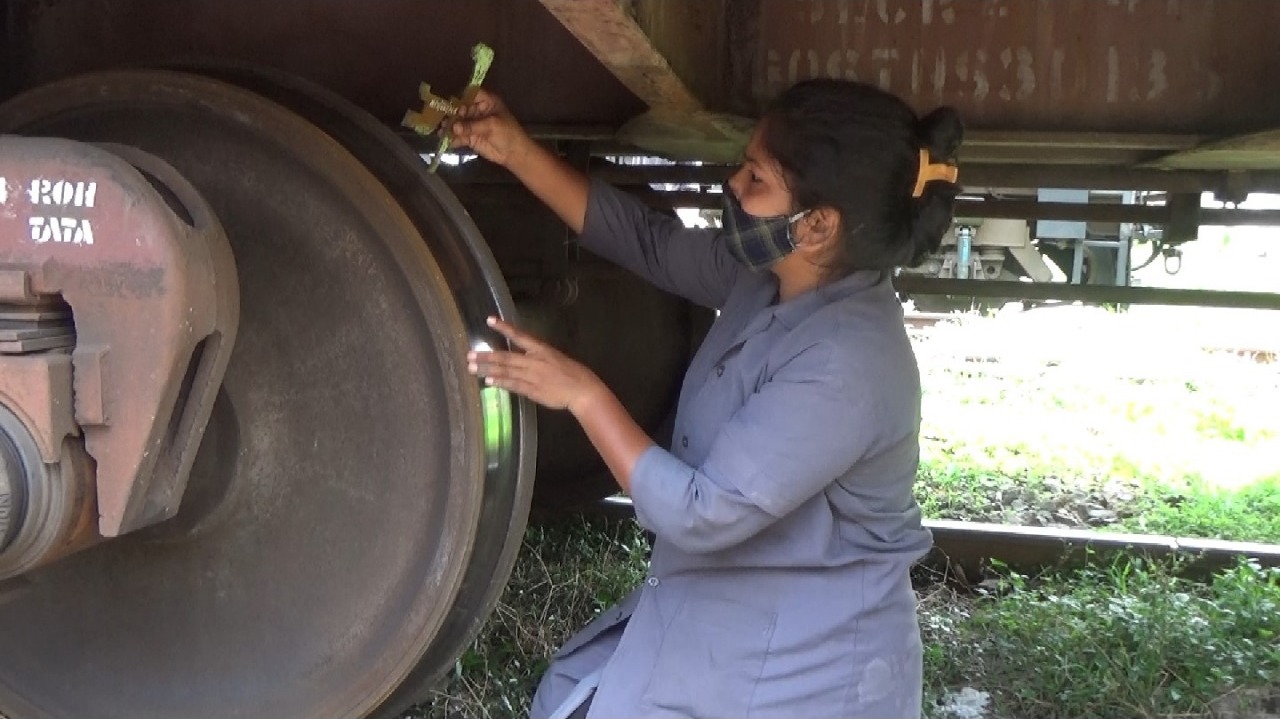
0;2;1277;717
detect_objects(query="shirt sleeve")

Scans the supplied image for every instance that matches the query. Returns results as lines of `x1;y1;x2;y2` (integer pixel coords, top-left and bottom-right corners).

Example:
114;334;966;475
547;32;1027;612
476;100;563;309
629;341;880;554
579;179;742;309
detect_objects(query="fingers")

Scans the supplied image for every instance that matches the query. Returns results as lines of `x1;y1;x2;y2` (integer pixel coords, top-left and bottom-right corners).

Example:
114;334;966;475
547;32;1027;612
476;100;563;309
466;349;526;384
445;91;500;148
453;90;503;123
463;317;595;412
465;316;545;376
467;346;563;407
444;116;482;146
457;88;499;117
470;87;498;107
484;316;549;354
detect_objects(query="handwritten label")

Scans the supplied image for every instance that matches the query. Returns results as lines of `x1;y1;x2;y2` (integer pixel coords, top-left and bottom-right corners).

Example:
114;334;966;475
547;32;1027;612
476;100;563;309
30;216;95;245
0;177;7;206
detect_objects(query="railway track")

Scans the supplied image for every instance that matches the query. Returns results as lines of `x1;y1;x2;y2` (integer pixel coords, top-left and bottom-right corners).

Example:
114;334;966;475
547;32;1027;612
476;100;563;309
595;496;1280;580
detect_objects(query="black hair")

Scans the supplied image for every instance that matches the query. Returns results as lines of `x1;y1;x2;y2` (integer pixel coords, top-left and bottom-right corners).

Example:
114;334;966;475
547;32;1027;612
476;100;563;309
760;79;963;277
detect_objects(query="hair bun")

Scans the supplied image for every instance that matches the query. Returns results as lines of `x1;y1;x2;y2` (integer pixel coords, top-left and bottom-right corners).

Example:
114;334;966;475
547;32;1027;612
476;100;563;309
917;107;964;161
907;106;964;267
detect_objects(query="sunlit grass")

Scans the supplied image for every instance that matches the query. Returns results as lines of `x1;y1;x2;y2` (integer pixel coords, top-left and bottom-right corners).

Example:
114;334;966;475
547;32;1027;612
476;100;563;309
914;306;1280;542
922;557;1280;719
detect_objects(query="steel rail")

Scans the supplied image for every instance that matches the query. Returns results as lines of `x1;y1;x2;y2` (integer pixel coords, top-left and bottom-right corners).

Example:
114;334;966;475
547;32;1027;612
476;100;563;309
595;497;1280;579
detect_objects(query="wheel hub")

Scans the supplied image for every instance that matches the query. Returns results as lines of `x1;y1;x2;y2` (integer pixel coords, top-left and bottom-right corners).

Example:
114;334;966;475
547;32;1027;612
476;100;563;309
0;431;24;553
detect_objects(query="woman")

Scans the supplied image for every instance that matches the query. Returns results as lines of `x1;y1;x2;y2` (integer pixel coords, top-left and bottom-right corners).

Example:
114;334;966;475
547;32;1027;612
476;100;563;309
451;79;962;718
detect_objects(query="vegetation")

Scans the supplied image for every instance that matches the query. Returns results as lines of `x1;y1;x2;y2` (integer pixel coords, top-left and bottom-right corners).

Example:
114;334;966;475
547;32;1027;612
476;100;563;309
914;307;1280;544
410;307;1280;718
921;557;1280;719
409;518;647;719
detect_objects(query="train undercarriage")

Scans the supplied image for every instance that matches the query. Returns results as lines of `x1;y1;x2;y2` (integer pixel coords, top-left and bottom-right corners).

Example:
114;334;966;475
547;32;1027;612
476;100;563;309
2;1;1279;716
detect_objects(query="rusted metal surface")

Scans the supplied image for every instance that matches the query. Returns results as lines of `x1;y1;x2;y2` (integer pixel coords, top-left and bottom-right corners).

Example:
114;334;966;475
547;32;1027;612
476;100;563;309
7;0;1280;170
0;399;99;582
743;0;1280;136
537;0;753;161
5;0;644;127
632;0;732;110
540;0;701;113
0;68;533;719
0;347;77;469
1150;128;1280;170
0;137;238;537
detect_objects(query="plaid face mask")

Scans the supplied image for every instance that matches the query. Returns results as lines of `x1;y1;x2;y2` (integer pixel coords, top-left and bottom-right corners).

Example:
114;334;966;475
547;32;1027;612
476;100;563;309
720;189;810;272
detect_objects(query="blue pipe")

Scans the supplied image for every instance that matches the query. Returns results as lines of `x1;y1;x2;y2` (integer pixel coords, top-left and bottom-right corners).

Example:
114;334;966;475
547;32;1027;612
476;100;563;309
956;226;973;279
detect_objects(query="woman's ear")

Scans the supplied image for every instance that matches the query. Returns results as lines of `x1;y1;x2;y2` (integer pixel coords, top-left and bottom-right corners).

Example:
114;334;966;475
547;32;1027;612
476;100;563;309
794;206;841;256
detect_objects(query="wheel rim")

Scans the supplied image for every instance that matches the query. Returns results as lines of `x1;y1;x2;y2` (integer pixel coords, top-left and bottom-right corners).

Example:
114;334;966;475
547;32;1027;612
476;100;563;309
0;69;532;719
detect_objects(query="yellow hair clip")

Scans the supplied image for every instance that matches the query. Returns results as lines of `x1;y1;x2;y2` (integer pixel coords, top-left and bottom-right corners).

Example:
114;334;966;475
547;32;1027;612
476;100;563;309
912;148;959;198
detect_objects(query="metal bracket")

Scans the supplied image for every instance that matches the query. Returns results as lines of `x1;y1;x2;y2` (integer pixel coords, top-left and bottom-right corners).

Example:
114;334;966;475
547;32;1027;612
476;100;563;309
0;137;238;537
402;42;495;173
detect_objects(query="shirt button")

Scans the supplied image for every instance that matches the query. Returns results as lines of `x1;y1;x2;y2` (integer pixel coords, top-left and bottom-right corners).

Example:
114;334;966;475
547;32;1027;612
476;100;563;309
646;577;660;587
680;436;689;448
715;365;725;377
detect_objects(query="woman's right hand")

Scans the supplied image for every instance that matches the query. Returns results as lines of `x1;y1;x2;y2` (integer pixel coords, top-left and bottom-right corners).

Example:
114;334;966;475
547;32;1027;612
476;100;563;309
447;89;532;168
448;89;591;234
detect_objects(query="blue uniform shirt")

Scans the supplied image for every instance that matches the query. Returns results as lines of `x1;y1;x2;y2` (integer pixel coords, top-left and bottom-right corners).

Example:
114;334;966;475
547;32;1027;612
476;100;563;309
531;181;933;719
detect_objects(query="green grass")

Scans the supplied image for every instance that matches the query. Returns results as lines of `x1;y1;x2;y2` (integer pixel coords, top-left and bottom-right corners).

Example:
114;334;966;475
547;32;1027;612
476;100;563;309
410;518;649;719
921;557;1280;719
913;311;1280;543
1116;474;1280;542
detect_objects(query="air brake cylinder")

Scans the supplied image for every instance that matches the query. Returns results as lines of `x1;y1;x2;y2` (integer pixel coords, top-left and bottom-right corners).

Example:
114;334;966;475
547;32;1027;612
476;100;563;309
0;137;237;580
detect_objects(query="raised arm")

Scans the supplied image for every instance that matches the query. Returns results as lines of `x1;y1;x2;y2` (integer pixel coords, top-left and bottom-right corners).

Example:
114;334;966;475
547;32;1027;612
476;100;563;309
448;89;589;233
451;91;741;308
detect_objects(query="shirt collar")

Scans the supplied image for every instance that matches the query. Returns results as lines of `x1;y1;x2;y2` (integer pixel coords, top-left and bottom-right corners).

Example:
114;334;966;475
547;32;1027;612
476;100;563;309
774;269;886;330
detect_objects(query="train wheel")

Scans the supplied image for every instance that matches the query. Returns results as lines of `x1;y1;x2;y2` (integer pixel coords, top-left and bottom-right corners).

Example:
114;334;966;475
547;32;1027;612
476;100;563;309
0;69;533;719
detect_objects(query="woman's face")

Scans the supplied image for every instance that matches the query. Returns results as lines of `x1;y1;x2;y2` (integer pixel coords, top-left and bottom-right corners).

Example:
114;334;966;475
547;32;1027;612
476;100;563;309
727;122;794;218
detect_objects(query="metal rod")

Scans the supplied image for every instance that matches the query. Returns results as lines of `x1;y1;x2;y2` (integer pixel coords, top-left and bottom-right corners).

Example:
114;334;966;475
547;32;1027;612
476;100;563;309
423;139;1280;196
436;155;1280;195
925;520;1280;579
436;159;731;185
398;125;620;152
596;498;1280;578
962;130;1202;152
640;192;1280;227
892;277;1280;310
958;165;1280;194
954;199;1280;226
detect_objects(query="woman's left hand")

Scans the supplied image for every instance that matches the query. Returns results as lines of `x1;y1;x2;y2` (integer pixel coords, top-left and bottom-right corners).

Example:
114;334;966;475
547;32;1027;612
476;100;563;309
468;316;606;412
